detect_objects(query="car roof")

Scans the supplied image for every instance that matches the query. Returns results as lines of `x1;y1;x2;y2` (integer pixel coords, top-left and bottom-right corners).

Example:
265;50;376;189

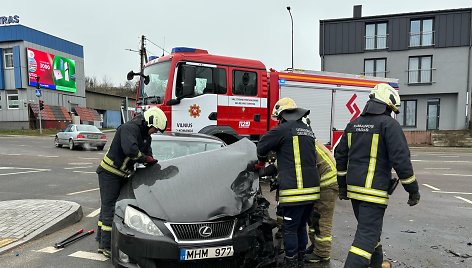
151;132;225;144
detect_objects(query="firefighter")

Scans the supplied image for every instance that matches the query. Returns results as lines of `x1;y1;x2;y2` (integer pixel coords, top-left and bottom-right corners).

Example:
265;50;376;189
257;98;320;268
96;107;167;257
334;83;420;268
305;139;338;264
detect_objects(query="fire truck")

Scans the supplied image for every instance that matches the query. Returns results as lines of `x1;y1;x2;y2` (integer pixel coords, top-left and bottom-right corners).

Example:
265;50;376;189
130;47;399;147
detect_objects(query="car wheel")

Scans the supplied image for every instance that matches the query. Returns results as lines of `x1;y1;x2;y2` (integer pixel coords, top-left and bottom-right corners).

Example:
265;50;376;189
54;137;62;148
69;139;75;150
97;145;104;151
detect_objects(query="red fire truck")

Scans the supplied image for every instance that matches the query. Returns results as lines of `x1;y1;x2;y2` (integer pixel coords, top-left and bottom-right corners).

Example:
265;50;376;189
131;47;399;147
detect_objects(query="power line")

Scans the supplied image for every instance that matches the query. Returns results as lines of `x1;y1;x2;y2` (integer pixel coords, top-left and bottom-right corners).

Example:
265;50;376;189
145;37;170;54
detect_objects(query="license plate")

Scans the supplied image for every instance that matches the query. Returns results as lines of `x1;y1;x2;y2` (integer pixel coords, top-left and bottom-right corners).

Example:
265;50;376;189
180;246;233;261
88;134;98;139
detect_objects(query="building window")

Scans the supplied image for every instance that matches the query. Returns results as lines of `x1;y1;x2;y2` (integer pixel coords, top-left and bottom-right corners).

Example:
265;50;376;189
410;19;434;47
232;70;257;96
3;48;13;69
398;100;417;127
7;92;19;109
365;22;387;50
364;58;387;78
408;56;433;84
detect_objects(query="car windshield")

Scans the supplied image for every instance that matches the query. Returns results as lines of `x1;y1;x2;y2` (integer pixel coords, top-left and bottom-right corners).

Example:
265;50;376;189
77;125;100;132
151;139;223;160
142;61;171;100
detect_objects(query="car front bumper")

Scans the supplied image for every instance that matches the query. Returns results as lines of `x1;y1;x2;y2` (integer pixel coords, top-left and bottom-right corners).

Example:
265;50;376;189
111;216;261;268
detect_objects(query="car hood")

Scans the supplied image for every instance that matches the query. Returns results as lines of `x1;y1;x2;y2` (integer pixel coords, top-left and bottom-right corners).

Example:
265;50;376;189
129;138;259;222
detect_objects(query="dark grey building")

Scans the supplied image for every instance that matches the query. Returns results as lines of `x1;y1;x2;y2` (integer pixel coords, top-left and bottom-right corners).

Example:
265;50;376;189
320;6;472;131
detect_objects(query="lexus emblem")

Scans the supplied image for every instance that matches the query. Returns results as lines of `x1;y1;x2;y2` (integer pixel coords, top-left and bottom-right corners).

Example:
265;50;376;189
198;226;213;238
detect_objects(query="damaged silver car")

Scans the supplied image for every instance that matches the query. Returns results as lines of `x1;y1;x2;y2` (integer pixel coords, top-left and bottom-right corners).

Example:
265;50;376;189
111;134;276;268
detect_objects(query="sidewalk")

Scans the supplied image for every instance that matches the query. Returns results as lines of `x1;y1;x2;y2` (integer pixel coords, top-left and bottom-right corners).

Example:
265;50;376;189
0;200;82;254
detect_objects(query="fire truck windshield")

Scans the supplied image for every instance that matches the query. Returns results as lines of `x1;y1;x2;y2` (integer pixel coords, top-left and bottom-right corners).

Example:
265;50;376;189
142;61;171;101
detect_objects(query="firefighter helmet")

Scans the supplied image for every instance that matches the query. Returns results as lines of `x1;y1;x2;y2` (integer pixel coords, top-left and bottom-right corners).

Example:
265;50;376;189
271;98;297;119
369;83;401;114
144;107;167;133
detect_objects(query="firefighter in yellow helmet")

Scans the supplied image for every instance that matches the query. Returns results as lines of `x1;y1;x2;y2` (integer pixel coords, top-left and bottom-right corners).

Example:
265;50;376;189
335;83;420;268
96;107;167;257
257;97;320;268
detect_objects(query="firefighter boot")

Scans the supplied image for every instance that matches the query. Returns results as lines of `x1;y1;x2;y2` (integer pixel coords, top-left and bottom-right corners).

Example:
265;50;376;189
381;260;392;268
370;245;383;268
297;252;305;268
283;256;298;268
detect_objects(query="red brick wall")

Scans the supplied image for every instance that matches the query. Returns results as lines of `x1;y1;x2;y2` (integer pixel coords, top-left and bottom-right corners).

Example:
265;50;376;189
404;131;432;145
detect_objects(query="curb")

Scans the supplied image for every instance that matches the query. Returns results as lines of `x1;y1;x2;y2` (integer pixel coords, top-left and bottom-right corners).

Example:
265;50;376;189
0;201;83;255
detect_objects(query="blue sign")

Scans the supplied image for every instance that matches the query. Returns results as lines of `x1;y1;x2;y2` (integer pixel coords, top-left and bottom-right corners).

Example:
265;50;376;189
279;79;286;85
35;89;41;97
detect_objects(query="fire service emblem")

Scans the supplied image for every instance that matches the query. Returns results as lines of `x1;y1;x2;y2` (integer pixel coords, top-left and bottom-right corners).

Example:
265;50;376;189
188;104;201;118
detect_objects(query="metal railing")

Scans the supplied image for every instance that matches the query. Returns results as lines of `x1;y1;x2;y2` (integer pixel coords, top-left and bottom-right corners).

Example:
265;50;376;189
409;31;434;47
362;71;389;78
365;35;388;50
407;69;435;84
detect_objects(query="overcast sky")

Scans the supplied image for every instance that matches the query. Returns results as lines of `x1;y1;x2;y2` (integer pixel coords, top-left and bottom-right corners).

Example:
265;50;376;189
4;0;471;86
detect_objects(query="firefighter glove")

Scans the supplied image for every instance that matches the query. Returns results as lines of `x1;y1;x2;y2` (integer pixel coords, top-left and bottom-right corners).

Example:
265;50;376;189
339;187;349;200
259;164;278;178
143;155;158;166
269;178;279;192
407;192;420;206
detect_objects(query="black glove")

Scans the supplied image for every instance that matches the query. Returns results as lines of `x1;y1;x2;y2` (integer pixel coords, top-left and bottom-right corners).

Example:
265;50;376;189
407;192;420;206
143;155;158;166
339;187;349;200
259;164;278;178
269;178;279;192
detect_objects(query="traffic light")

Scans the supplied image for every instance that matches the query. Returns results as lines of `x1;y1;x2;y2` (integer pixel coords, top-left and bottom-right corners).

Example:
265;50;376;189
121;99;126;109
35;76;40;89
39;100;44;111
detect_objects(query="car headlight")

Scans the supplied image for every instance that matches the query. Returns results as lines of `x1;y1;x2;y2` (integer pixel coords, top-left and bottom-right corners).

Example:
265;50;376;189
124;206;163;236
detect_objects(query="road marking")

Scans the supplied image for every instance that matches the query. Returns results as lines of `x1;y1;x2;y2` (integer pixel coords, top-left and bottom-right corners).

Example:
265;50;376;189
66;188;99;196
79;157;100;160
437;155;460;158
36;246;63;253
69;251;108;262
37;155;59;158
443;173;472;177
86;208;101;218
455;196;472;205
64;166;94;170
432;191;472;195
424;168;451;170
412;160;472;163
5;153;21;156
423;184;440;191
73;171;96;174
68;162;93;165
0;169;50;176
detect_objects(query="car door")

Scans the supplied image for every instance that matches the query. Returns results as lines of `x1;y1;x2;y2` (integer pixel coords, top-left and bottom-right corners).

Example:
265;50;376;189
59;125;71;144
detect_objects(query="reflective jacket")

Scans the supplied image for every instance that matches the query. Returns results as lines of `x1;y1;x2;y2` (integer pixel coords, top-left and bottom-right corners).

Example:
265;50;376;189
315;141;337;188
97;115;152;177
334;100;419;206
257;120;320;206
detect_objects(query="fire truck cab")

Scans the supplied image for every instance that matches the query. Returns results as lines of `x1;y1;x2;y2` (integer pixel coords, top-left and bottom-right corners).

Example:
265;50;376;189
135;47;399;147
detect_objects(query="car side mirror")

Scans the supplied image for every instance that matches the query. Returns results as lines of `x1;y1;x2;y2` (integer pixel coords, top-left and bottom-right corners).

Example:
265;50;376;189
166;99;181;106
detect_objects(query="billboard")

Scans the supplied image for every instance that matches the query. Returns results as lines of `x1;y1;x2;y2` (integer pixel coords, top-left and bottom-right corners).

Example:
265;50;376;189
27;48;76;93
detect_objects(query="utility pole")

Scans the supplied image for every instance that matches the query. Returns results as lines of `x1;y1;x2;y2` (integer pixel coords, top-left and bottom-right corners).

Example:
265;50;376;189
286;6;294;70
35;76;43;134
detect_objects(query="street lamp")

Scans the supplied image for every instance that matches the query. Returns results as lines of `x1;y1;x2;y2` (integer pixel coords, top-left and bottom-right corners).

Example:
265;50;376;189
286;6;293;70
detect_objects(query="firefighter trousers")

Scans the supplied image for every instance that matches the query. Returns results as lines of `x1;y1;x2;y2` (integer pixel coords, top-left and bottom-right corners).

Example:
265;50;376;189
283;203;314;258
97;170;124;250
309;184;338;258
344;199;386;268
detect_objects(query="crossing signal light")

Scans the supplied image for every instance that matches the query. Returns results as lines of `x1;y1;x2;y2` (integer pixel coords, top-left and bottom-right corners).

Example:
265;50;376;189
35;76;40;89
39;100;44;111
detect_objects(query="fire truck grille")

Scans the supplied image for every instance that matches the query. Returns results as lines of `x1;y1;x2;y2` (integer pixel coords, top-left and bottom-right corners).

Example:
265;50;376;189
169;220;235;241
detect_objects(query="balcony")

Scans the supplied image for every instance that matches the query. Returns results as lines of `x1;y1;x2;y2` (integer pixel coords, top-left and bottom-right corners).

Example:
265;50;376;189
407;69;435;84
409;31;434;47
365;35;388;50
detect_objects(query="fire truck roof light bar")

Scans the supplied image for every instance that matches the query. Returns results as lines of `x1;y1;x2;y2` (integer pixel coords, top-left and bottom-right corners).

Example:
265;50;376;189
171;47;209;54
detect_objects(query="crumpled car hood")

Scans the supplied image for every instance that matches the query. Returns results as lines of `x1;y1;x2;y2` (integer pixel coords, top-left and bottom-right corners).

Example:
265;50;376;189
130;138;258;222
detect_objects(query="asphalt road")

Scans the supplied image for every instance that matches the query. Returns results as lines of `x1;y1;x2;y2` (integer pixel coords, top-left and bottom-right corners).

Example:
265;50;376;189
0;135;471;268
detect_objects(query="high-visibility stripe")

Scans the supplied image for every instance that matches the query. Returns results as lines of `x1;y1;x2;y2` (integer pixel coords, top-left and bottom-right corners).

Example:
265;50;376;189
279;194;320;203
337;171;347;176
315;235;332;242
348;185;388;197
321;170;337;181
347;133;352;148
101;225;112;232
100;161;127;177
401;175;416;184
97;221;102;227
347;192;388;205
103;155;115;167
349;246;372;260
375;242;381;248
131;151;144;161
365;134;379;188
292;136;303;189
320;176;337;187
279;187;320;197
120;156;131;171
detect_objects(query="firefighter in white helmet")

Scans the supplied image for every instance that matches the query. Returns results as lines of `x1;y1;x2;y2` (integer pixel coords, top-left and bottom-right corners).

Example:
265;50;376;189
257;97;320;268
335;83;420;268
96;107;167;257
